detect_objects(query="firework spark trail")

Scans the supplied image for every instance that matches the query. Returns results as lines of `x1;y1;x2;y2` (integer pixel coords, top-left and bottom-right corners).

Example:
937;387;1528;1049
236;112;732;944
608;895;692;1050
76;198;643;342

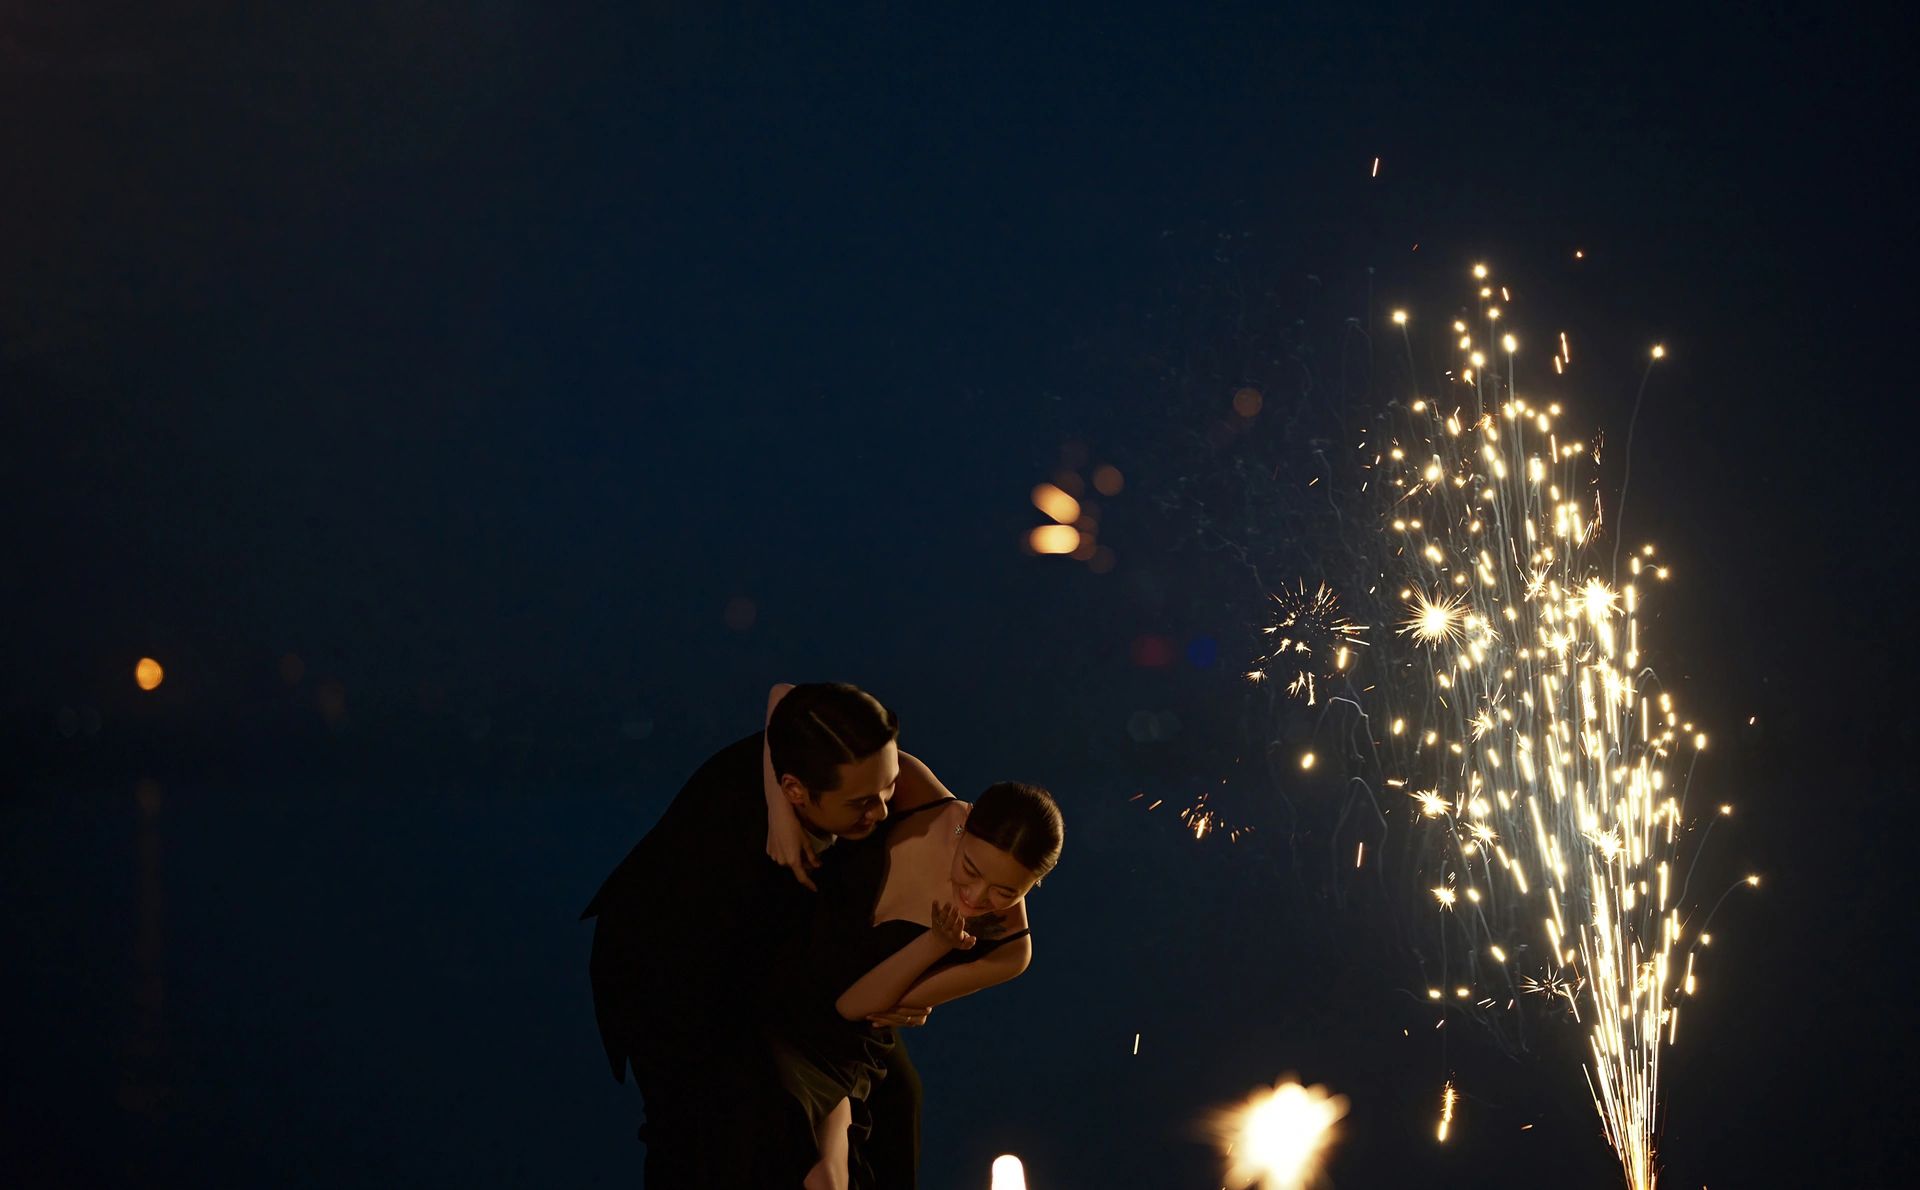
1359;269;1739;1189
1250;580;1368;706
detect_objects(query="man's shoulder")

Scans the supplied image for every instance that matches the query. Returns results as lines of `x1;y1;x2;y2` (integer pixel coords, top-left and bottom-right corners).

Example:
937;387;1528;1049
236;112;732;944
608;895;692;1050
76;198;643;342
693;731;765;780
580;730;769;920
663;731;765;821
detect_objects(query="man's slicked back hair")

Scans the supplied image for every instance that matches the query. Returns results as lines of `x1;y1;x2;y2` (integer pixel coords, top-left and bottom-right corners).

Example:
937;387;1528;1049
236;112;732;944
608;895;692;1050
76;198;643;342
766;683;900;798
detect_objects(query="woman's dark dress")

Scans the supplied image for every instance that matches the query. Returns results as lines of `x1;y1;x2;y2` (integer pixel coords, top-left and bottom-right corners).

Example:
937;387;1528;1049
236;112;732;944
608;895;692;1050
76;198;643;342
769;797;1031;1170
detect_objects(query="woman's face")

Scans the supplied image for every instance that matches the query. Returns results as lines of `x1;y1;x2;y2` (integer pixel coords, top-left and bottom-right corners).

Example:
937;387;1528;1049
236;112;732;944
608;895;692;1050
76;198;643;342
948;830;1039;917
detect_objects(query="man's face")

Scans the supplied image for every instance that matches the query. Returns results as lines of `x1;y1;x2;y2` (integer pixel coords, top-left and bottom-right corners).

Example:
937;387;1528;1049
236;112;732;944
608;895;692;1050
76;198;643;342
788;741;900;840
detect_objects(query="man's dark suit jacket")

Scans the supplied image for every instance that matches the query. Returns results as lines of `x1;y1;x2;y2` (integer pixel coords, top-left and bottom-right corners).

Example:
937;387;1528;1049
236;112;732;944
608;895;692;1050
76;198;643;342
580;731;810;1082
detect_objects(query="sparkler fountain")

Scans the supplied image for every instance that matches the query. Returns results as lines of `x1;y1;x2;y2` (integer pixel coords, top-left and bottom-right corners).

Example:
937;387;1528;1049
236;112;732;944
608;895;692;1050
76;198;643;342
1126;253;1751;1187
1339;265;1750;1187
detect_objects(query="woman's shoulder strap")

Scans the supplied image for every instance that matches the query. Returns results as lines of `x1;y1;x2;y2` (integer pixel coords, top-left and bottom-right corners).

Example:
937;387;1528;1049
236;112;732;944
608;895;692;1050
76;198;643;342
890;795;959;823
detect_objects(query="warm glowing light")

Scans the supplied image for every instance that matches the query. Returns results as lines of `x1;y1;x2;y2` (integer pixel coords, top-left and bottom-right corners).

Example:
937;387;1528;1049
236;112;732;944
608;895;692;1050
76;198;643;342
1028;524;1080;555
1213;1079;1349;1190
1392;310;1408;325
1436;1081;1458;1142
1402;590;1468;646
1093;464;1125;496
1651;344;1666;359
1031;483;1081;525
135;658;165;691
1472;264;1488;279
1234;387;1265;418
1580;578;1619;623
990;1155;1027;1190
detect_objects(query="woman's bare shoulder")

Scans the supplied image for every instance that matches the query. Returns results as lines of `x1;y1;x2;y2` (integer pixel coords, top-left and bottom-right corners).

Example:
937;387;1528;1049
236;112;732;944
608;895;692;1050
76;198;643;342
1006;897;1030;934
888;796;967;841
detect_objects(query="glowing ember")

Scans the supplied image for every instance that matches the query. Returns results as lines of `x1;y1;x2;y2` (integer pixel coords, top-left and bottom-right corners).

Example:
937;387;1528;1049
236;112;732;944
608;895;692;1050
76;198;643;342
1212;1078;1348;1190
1401;589;1468;647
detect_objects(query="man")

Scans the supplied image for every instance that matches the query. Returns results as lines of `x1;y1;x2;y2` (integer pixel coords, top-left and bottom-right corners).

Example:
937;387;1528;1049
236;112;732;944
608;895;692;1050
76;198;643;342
581;682;942;1187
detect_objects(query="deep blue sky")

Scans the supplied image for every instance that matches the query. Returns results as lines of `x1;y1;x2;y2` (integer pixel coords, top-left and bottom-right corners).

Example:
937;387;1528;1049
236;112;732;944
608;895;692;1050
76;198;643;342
3;5;1914;1187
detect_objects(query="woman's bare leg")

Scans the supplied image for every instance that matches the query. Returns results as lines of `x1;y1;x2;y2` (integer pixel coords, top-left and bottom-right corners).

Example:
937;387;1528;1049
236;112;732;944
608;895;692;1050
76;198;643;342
801;1097;853;1190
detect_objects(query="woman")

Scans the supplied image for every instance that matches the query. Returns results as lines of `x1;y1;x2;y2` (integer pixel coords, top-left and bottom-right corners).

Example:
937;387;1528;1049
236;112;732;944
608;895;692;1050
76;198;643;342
762;695;1064;1190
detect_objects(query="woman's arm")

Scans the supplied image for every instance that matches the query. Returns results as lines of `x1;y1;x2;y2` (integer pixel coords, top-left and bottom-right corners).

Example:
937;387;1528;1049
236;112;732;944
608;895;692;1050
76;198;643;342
762;683;795;808
893;935;1031;1012
762;683;817;889
834;931;956;1020
835;900;983;1019
890;750;954;814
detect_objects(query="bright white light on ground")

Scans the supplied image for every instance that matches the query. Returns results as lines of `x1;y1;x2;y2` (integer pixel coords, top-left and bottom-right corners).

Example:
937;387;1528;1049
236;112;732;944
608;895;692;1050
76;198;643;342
990;1154;1027;1190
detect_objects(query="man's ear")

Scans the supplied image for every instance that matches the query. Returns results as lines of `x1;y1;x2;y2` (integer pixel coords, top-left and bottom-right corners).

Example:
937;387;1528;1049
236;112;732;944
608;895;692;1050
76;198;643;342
780;773;812;809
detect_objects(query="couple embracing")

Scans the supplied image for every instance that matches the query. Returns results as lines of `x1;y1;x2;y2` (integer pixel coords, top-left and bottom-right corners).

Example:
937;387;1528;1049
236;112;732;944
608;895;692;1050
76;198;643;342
582;682;1064;1188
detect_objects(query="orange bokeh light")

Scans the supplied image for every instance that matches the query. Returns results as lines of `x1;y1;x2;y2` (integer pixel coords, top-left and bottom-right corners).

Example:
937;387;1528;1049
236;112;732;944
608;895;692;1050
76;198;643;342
1031;483;1082;525
135;657;165;691
1028;524;1080;555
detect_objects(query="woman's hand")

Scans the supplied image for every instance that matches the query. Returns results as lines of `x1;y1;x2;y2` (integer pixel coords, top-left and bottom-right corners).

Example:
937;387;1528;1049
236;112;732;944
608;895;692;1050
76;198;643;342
930;901;977;951
865;1005;933;1028
766;802;820;891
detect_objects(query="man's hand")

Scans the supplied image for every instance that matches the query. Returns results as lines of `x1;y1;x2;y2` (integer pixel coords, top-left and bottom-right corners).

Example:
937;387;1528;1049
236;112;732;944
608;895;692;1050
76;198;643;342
865;1005;933;1028
930;901;976;951
766;810;821;891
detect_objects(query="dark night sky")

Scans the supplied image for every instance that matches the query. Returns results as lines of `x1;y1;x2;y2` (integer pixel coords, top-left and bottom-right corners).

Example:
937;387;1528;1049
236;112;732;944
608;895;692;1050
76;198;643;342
3;5;1916;1188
